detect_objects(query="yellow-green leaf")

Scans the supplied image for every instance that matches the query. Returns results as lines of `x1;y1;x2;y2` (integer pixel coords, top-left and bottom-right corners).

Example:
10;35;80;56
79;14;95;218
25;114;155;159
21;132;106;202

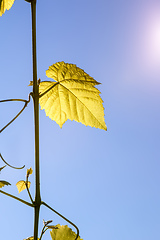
50;224;83;240
27;167;33;177
39;61;107;130
0;180;11;188
0;0;15;16
16;180;31;193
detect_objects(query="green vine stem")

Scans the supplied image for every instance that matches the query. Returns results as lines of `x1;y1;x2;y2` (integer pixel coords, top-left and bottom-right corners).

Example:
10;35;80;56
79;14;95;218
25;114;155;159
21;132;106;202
0;190;34;207
39;224;46;240
30;0;41;239
25;174;34;204
39;220;57;240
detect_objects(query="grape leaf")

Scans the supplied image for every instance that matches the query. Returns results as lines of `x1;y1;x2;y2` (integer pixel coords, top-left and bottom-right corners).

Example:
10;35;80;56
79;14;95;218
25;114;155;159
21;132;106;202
39;61;107;130
0;0;15;16
0;180;11;188
50;224;83;240
16;180;31;193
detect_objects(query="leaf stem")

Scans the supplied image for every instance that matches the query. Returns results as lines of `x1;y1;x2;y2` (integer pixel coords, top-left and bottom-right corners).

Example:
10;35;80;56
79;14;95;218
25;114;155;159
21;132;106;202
39;82;59;98
0;190;34;207
25;175;34;203
41;201;79;240
39;225;46;240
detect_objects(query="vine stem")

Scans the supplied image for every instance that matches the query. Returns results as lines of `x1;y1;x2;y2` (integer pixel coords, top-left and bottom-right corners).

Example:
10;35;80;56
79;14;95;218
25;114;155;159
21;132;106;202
0;190;34;207
30;0;41;239
25;175;34;204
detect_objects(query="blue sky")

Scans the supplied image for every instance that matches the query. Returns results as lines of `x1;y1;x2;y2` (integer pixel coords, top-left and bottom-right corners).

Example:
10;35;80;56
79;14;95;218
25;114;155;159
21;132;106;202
0;0;160;240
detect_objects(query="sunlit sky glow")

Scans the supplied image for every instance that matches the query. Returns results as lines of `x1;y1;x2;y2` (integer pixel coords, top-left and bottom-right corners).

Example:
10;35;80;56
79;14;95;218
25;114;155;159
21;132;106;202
130;6;160;77
144;12;160;70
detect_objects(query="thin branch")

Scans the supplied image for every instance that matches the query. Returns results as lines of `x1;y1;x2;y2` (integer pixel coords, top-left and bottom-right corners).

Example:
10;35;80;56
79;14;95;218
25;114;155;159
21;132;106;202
0;153;25;170
41;201;79;240
40;226;57;239
39;220;56;240
25;175;34;203
39;225;46;240
0;190;34;207
0;93;32;133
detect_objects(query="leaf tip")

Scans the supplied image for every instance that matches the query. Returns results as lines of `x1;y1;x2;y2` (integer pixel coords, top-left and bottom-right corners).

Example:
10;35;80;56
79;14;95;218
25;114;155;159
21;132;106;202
0;180;11;188
0;0;15;16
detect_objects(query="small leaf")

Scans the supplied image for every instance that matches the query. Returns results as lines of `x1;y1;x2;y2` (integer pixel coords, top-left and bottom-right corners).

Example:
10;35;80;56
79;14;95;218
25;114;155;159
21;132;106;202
0;180;11;188
16;180;31;193
0;165;6;173
39;61;107;130
27;168;33;178
50;224;83;240
0;0;15;16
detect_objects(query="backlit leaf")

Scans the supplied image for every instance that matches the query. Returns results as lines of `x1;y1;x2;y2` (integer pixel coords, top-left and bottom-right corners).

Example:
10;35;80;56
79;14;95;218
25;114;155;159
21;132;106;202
50;224;83;240
0;180;11;188
16;180;31;193
39;61;107;130
0;0;15;16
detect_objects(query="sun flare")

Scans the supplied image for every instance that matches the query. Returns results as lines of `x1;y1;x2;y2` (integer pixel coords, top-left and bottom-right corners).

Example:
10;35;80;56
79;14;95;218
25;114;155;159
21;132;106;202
148;18;160;61
131;9;160;80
